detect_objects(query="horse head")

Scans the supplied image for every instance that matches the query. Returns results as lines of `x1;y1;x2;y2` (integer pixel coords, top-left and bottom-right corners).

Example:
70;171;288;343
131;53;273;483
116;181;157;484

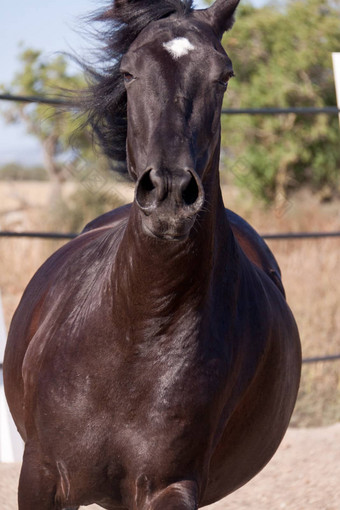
88;0;240;241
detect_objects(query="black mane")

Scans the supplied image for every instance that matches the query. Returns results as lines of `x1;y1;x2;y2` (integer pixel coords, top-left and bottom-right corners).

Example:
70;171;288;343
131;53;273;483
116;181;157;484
84;0;194;174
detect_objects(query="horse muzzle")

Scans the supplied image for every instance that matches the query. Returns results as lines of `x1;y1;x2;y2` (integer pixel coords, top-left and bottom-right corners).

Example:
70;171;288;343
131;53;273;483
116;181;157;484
135;167;205;241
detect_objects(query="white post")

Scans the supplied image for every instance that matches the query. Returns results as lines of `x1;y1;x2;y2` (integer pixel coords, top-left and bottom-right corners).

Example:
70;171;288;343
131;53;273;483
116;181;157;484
0;290;24;462
332;53;340;126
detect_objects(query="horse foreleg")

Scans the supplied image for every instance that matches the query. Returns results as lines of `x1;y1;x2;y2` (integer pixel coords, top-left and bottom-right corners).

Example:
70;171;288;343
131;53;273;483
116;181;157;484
18;444;59;510
149;480;198;510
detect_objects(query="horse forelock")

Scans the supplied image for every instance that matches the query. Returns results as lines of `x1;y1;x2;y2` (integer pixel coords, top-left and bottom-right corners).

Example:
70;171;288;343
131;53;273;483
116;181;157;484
83;0;195;173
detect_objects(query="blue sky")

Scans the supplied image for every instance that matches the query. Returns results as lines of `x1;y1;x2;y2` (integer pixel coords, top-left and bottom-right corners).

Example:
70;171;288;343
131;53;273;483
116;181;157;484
0;0;268;165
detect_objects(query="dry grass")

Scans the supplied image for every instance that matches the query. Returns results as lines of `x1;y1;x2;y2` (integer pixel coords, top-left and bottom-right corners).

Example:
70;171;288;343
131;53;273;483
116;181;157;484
271;238;340;426
0;181;339;427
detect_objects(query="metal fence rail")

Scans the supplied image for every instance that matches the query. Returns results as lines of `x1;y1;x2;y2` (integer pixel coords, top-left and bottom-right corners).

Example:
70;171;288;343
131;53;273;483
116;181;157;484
1;93;340;115
262;231;340;240
302;354;340;364
1;230;340;241
0;231;77;240
221;106;340;115
0;93;76;107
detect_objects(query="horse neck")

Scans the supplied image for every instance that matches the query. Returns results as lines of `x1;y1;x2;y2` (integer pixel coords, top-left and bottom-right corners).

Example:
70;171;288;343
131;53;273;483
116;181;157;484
112;148;237;330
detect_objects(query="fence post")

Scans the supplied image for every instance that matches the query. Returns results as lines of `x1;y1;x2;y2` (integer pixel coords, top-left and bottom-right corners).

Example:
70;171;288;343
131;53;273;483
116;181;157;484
332;53;340;127
0;290;24;462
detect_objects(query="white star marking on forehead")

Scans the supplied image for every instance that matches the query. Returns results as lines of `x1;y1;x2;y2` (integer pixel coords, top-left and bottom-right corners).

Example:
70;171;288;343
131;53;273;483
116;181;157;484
162;37;195;59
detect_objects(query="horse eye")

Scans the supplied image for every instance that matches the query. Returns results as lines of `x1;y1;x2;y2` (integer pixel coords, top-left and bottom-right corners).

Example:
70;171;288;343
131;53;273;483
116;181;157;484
123;72;134;84
218;70;235;88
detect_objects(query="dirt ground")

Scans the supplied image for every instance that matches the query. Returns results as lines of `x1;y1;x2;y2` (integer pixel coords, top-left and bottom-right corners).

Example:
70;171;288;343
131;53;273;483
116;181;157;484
1;424;339;510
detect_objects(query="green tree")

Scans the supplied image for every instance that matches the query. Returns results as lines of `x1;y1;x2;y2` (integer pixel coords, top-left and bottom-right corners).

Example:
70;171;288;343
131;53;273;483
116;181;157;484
1;48;93;201
220;0;340;203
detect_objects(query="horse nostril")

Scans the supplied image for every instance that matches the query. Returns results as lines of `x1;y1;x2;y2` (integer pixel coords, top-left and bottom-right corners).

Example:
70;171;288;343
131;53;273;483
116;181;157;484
135;169;160;211
140;169;156;193
136;168;204;214
181;172;199;206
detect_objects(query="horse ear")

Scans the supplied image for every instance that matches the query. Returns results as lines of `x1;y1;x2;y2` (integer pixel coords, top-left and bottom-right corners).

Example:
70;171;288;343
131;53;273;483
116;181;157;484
204;0;241;39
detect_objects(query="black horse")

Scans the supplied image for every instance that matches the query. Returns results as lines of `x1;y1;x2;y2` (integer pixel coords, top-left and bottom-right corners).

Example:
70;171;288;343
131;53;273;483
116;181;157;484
4;1;301;509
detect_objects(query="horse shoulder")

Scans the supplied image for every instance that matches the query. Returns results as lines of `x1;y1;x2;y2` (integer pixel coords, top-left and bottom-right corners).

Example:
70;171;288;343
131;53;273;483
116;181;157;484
226;208;285;297
81;203;132;233
4;222;126;435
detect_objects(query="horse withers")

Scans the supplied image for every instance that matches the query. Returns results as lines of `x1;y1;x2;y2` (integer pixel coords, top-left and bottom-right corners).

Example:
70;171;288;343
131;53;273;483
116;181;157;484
4;0;301;509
